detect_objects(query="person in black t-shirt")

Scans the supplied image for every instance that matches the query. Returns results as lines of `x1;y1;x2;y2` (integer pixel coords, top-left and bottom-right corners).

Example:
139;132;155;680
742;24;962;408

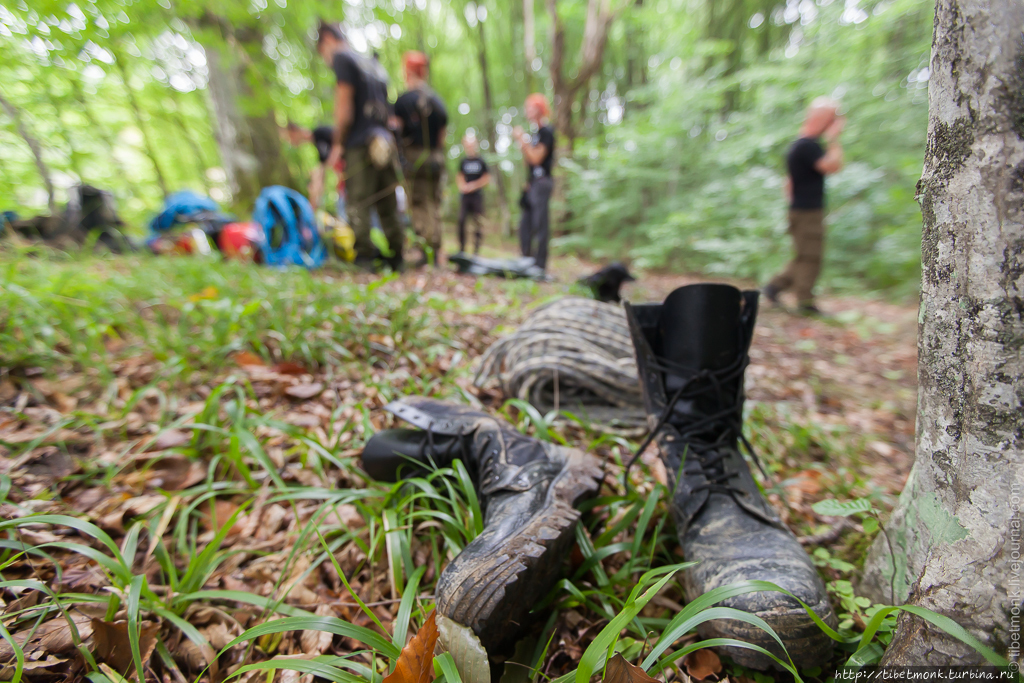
456;134;490;254
764;97;845;314
513;93;555;272
316;21;403;270
283;123;347;216
394;51;449;266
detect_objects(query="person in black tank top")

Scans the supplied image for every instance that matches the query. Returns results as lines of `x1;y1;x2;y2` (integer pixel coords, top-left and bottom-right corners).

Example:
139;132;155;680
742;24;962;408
764;97;845;314
316;21;403;271
514;93;555;273
456;134;490;254
394;51;449;266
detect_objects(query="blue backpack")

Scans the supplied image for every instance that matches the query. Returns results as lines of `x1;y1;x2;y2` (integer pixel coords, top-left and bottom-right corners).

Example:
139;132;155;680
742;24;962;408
252;186;325;268
149;191;231;234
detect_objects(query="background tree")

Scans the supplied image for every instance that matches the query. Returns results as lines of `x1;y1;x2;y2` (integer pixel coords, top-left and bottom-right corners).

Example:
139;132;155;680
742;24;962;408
0;0;936;299
859;0;1023;664
545;0;617;154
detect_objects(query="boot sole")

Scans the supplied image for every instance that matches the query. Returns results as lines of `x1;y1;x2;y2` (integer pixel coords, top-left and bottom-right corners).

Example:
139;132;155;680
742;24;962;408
694;593;837;670
435;447;603;654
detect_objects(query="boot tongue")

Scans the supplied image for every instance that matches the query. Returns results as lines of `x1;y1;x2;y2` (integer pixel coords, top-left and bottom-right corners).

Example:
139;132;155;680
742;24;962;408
658;284;743;381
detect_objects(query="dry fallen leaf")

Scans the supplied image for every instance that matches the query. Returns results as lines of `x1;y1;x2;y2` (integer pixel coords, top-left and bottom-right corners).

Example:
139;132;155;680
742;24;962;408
285;383;324;400
300;604;336;655
785;470;822;495
382;610;439;683
151;429;192;451
683;648;722;681
0;655;66;679
141;455;207;491
189;286;219;302
604;653;658;682
273;361;308;376
234;351;265;367
201;499;244;535
91;619;160;676
435;614;489;683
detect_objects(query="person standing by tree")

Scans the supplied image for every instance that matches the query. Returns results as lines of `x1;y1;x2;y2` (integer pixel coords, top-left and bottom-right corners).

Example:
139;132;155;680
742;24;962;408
456;134;490;255
763;98;845;314
316;21;403;271
513;94;555;274
394;51;449;267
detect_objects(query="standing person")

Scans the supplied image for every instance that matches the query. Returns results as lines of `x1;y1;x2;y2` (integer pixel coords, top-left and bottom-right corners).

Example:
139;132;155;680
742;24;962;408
763;98;845;314
513;94;555;273
394;51;449;266
316;21;404;271
283;122;346;217
456;134;490;254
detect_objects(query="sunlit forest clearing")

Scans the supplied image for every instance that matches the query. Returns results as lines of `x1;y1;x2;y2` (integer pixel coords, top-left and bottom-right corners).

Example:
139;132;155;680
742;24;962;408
0;0;1018;681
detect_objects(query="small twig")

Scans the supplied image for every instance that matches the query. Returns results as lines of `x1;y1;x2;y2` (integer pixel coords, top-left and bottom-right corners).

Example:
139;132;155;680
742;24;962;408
323;594;433;608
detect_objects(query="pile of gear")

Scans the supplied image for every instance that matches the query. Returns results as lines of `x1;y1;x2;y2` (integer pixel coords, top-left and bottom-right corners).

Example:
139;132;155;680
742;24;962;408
3;184;350;270
2;184;135;253
363;283;838;673
146;187;328;268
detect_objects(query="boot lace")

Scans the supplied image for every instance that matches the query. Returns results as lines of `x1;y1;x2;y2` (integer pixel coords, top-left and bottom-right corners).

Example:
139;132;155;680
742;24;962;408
623;334;768;493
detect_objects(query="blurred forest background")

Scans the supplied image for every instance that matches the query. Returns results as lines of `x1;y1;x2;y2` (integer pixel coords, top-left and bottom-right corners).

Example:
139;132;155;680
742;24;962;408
0;0;932;296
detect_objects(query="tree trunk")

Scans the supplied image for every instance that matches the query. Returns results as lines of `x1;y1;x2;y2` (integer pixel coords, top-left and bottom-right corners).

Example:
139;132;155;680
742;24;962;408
544;0;615;157
114;55;170;198
476;19;513;237
168;105;212;194
0;90;56;214
44;67;84;183
68;74;137;193
860;0;1024;665
203;35;293;208
523;0;536;94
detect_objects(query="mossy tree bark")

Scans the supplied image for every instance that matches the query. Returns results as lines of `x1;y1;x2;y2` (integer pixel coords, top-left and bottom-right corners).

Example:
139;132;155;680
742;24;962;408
201;17;293;209
860;0;1023;664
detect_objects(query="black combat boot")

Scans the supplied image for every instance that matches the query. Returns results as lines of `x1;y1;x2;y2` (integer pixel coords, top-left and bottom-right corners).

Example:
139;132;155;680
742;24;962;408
362;398;603;654
624;283;836;670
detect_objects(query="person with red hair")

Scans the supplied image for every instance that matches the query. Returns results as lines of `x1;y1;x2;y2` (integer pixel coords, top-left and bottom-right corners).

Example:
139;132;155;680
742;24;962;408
513;94;556;273
394;51;449;266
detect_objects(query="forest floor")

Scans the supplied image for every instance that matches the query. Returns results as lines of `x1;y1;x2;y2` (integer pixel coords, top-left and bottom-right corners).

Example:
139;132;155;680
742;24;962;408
0;246;919;683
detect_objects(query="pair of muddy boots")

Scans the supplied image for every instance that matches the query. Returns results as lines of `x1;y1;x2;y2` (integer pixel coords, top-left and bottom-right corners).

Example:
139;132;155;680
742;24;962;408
362;283;836;669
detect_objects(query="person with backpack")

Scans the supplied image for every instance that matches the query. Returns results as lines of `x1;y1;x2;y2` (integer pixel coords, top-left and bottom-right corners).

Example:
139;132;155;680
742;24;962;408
513;94;555;274
394;51;449;266
316;21;403;271
456;133;490;255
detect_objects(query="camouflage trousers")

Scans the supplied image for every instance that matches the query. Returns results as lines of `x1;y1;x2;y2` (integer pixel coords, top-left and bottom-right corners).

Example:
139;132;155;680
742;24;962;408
768;208;825;305
404;147;445;261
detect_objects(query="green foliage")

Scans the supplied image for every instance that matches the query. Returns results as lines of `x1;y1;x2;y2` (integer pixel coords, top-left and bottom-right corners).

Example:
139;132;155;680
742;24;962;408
0;250;456;382
559;0;932;297
2;0;932;295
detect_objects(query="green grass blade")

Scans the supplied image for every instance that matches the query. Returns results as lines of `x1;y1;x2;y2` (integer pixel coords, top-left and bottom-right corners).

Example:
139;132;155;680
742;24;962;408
170;590;313;617
125;574;146;683
222;616;401;661
0;515;126;567
0;616;26;683
393;566;426;648
901;605;1008;666
224;657;367;683
452;459;483;537
433;651;464;683
575;565;685;683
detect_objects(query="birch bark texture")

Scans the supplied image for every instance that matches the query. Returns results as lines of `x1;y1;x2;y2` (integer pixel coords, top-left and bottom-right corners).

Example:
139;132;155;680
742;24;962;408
860;0;1024;664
